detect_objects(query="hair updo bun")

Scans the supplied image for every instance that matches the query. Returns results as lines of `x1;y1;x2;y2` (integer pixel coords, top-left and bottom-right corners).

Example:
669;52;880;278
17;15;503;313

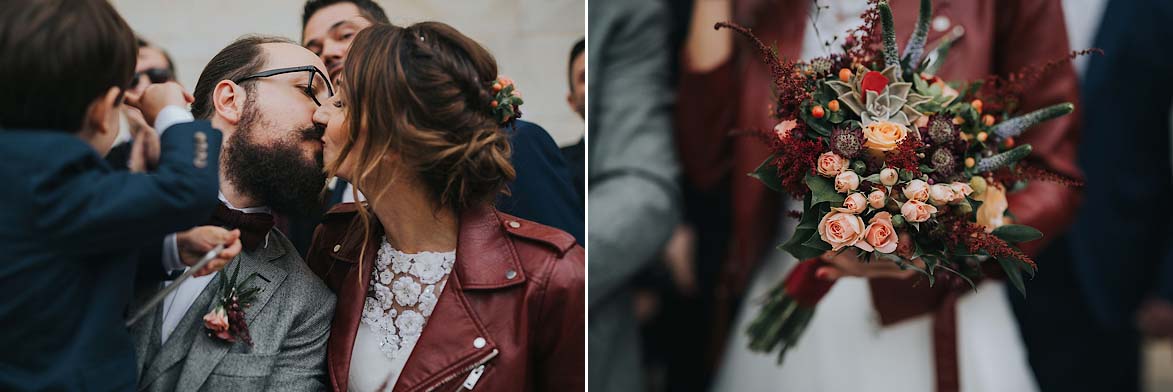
335;22;517;211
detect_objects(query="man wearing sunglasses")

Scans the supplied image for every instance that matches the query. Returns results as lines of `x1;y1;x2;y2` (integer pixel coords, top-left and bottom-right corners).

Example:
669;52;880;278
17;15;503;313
107;37;179;173
128;35;336;392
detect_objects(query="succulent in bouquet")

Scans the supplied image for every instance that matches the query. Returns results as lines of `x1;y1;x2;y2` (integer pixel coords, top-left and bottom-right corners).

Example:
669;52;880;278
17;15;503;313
719;0;1087;363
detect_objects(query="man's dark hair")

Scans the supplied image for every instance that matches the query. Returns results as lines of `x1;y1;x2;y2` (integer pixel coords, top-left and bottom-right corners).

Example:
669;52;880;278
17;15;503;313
302;0;390;29
568;38;584;89
137;36;178;77
0;0;136;133
191;35;294;120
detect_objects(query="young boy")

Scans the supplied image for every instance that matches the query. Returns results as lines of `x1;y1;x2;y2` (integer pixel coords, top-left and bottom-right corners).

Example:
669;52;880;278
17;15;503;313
0;1;239;390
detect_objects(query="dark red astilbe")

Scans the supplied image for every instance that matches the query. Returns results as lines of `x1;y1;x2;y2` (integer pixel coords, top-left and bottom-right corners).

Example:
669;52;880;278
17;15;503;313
1012;162;1085;187
773;132;825;197
940;215;1037;269
714;22;810;119
787;210;804;219
227;298;253;346
974;49;1102;113
883;136;925;175
842;0;883;66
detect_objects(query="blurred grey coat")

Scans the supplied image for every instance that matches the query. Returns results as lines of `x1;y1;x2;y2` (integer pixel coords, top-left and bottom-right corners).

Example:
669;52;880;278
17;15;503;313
129;230;335;392
588;0;682;390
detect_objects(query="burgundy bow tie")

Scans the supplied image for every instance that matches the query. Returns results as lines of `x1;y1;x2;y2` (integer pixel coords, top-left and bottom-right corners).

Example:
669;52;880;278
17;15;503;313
208;203;275;251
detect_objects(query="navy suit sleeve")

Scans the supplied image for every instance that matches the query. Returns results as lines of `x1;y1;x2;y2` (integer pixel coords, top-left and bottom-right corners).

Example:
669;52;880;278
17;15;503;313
31;121;222;254
495;120;584;244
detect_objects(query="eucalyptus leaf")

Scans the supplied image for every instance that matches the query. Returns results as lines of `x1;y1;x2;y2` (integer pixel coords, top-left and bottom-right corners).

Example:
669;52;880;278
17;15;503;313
991;224;1043;243
749;154;783;192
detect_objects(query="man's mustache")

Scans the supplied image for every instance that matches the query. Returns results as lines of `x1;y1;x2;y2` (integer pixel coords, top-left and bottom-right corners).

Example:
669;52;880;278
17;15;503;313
300;124;326;140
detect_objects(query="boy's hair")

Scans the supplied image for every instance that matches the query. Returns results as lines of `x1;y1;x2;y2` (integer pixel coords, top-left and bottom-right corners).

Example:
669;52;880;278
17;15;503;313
0;0;136;133
302;0;390;28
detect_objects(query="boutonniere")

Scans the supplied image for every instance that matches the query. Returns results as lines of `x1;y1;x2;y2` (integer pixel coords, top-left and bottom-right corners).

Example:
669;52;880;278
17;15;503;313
202;261;262;345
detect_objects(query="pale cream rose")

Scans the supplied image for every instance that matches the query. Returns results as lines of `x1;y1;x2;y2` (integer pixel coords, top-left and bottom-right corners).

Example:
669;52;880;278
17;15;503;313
950;182;974;203
902;179;930;202
775;119;798;141
856;212;899;253
900;199;938;222
929;184;957;206
862;121;909;151
834;192;868;214
972;183;1008;232
915;115;930;129
868;190;886;209
816;151;849;178
834;171;860;193
879;168;899;186
817;211;866;251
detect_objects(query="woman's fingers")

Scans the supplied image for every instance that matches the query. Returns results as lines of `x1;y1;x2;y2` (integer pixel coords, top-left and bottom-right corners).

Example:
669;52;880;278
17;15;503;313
816;250;921;280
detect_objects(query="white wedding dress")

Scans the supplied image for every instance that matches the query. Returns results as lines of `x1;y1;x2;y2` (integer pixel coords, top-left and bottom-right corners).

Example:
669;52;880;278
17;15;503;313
710;3;1038;391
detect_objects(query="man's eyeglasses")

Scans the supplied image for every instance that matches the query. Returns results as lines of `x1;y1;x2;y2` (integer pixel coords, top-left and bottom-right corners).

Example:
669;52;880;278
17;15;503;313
133;68;174;89
233;65;334;107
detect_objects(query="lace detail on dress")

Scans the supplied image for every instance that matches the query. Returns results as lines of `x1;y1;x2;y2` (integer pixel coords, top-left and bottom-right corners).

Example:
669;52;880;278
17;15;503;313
360;237;456;361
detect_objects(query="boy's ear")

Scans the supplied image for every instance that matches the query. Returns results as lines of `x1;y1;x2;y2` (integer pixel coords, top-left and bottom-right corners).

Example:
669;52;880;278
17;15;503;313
84;87;122;135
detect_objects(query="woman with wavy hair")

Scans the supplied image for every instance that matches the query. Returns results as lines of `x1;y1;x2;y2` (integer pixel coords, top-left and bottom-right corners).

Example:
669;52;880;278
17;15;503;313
306;22;584;392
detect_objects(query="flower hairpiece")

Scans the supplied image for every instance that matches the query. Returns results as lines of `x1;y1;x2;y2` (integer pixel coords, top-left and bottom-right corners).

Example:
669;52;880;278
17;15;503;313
490;76;523;125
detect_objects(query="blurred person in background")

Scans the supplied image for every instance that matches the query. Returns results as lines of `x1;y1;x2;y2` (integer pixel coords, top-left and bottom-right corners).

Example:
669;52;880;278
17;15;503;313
562;38;586;202
676;0;1081;391
1009;0;1173;391
588;0;683;390
107;36;180;172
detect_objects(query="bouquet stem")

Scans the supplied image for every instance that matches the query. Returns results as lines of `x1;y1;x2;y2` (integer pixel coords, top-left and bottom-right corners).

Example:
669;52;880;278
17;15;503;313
745;258;836;364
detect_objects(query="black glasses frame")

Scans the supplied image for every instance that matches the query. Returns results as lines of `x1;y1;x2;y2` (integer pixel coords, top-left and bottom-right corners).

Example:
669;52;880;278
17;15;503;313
233;65;334;106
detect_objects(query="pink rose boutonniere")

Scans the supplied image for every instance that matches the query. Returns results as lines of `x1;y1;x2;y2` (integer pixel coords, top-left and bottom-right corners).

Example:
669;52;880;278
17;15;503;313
204;261;261;346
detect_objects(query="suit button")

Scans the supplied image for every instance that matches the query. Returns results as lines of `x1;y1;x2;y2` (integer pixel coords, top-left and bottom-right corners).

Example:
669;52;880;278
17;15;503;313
505;269;517;280
507;221;521;229
473;337;486;349
333;244;341;252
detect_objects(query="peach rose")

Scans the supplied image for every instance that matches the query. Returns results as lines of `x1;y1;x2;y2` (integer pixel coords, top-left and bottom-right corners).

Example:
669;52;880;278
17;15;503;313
902;179;930;202
879;167;899;186
834;193;868;214
775;119;798;141
862;121;909;151
834;171;860;193
973;183;1008;232
856;212;899;253
868;190;886;209
816;151;849;178
203;306;232;341
928;184;956;206
950;182;974;202
817;211;866;251
900;199;938;223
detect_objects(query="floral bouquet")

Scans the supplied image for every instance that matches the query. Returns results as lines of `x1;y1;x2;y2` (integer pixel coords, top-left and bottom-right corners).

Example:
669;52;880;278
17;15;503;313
722;0;1085;363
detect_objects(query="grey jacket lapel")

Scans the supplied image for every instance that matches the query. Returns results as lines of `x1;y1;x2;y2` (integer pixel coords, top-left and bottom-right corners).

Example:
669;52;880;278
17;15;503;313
138;273;222;391
174;234;289;391
128;286;163;383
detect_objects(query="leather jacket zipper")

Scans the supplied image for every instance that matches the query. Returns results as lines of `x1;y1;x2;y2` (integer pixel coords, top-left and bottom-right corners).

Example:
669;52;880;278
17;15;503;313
425;348;499;392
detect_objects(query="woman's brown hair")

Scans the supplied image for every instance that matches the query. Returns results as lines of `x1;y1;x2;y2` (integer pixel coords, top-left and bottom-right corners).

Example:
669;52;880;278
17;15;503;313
330;22;517;259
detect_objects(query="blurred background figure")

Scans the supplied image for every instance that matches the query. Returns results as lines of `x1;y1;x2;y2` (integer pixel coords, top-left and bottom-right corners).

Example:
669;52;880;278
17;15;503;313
107;36;179;171
562;38;586;202
1008;0;1173;391
587;0;682;391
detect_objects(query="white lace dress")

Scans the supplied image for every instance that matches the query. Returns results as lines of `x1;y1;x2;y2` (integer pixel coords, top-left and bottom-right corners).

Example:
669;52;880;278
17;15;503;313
348;238;456;392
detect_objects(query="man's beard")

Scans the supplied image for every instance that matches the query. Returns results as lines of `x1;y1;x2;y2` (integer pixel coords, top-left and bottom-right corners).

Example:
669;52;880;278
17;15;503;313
223;104;327;217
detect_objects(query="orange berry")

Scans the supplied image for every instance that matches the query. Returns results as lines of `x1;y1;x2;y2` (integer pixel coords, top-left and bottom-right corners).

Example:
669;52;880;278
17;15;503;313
976;132;988;142
492;83;502;92
965;157;976;168
971;99;983;113
1004;137;1015;148
952;116;965;125
838;68;853;82
982;114;995;126
491;100;499;108
811;105;826;119
827;99;840;112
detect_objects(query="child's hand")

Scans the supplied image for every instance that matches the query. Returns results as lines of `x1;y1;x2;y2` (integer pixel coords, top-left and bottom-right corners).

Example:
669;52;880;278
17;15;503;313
124;82;192;126
177;227;242;277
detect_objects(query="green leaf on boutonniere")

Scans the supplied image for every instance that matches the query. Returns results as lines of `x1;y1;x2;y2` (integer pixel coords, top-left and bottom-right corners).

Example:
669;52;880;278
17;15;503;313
991;224;1043;243
806;173;846;206
749;153;783;192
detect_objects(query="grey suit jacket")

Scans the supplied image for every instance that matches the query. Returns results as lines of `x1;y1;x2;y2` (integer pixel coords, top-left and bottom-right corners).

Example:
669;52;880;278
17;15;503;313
129;229;335;392
587;0;681;390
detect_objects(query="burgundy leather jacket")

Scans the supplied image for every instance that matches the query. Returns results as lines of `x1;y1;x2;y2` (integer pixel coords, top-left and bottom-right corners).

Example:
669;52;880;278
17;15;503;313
306;203;584;392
